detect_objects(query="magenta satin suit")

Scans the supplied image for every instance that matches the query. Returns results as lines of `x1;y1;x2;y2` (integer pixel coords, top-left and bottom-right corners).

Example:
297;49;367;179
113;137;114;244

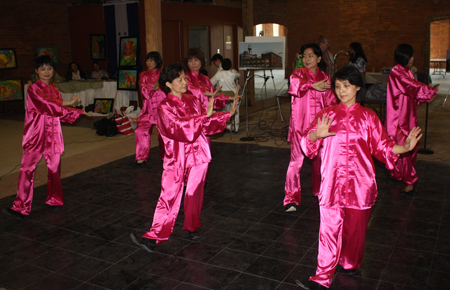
142;93;230;243
185;70;230;110
301;102;399;288
284;68;336;206
135;69;165;161
12;80;84;215
385;64;437;185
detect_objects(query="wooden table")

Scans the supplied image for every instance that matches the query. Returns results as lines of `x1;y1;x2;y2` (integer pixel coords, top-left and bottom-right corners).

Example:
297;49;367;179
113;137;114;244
430;59;446;77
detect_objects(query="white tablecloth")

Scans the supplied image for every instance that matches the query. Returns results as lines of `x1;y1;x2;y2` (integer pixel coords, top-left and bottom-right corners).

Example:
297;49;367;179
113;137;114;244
24;81;137;111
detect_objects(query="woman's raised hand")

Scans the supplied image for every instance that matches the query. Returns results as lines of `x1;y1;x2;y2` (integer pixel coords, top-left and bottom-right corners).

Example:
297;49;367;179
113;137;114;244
206;96;216;117
314;114;336;139
404;127;422;152
313;79;331;92
230;85;242;101
229;99;239;116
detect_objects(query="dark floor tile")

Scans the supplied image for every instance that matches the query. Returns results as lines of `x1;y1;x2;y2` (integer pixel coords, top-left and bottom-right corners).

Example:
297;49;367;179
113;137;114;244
259;212;299;228
29;247;84;272
225;273;281;289
73;283;111;290
261;240;309;263
228;234;275;255
371;203;410;219
439;224;450;240
395;232;437;251
389;247;433;269
427;269;450;290
195;228;239;247
3;238;55;262
377;281;422;290
24;272;83;290
243;222;287;241
290;217;320;233
58;256;113;282
368;216;406;231
89;241;137;263
208;248;259;272
436;238;450;255
279;228;318;248
35;227;83;247
124;274;182;290
382;262;430;288
183;263;241;289
363;242;394;262
175;242;223;263
244;256;296;282
283;263;317;286
365;227;401;246
431;253;450;272
228;207;269;222
60;235;109;255
330;274;378;290
0;254;23;274
403;219;440;237
0;263;53;290
214;216;256;234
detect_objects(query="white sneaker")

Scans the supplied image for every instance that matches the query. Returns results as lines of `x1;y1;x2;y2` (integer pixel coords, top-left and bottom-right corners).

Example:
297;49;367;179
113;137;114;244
285;205;297;212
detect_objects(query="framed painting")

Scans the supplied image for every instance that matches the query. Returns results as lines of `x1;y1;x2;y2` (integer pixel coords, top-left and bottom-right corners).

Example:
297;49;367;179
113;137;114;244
0;78;23;102
91;34;106;60
93;98;114;114
119;36;138;67
0;48;18;70
117;69;138;91
35;46;59;64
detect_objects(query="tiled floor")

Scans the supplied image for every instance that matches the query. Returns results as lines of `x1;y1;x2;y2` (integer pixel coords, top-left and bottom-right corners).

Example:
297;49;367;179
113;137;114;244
1;142;450;290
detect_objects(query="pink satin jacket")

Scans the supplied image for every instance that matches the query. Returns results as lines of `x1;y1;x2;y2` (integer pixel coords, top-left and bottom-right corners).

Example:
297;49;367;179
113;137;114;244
301;103;399;209
23;80;84;154
288;68;336;142
157;93;230;171
385;64;437;137
139;68;164;124
185;70;229;109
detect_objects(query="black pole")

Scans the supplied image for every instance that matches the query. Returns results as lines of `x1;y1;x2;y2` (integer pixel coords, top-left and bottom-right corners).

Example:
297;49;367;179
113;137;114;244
418;102;433;154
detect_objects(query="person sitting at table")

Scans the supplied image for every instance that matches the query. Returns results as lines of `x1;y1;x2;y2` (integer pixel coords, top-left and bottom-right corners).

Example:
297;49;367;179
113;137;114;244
90;61;108;80
347;42;367;79
65;62;86;81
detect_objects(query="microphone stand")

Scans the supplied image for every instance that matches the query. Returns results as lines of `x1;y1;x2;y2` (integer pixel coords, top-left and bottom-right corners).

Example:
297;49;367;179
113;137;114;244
418;102;433;155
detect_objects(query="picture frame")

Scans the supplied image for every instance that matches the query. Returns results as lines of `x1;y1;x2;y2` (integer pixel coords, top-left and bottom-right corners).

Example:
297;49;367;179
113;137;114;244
93;98;114;114
117;69;138;91
90;34;106;60
35;45;59;65
0;78;23;102
118;36;138;67
0;48;18;70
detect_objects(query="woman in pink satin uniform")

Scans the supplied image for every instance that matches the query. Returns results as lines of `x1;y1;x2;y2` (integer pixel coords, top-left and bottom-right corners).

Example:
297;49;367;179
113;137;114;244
130;63;239;252
284;43;336;213
2;56;86;220
385;44;439;193
131;51;165;168
296;66;422;290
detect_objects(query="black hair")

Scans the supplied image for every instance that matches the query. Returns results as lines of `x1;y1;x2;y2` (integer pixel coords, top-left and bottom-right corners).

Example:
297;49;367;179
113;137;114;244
184;48;205;72
349;42;368;63
300;43;326;73
222;58;232;70
211;53;223;63
146;51;163;69
68;61;81;72
35;55;54;70
332;66;365;102
395;44;414;68
158;62;184;93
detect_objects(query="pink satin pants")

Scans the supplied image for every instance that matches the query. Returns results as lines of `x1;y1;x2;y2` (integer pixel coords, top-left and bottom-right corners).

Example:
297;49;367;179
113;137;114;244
284;135;321;206
134;122;164;161
143;162;208;244
390;128;418;185
12;151;63;215
310;207;371;288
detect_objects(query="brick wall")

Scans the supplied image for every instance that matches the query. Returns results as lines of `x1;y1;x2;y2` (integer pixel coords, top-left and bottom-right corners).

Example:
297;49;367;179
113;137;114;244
430;19;450;60
254;0;450;74
0;0;71;82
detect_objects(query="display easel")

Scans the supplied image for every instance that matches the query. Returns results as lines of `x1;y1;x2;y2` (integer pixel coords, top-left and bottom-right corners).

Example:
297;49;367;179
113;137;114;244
240;69;255;141
254;69;277;114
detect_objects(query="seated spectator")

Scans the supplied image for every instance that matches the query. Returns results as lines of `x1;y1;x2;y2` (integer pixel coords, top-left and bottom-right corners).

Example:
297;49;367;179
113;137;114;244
65;62;86;81
210;58;241;133
91;61;109;80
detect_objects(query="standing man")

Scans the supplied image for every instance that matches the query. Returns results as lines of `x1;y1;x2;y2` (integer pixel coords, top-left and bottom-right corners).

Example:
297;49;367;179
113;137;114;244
211;54;223;72
318;36;334;76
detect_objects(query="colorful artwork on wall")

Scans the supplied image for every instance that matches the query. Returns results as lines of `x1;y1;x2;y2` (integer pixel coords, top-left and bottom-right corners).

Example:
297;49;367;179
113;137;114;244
0;78;23;102
117;69;138;91
35;46;59;64
119;37;138;67
93;98;113;114
0;48;18;70
91;34;106;60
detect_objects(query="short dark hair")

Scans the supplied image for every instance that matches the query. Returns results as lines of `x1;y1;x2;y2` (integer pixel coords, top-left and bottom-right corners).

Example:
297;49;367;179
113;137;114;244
184;48;205;72
300;43;326;73
222;58;232;70
92;61;100;66
158;62;184;93
68;61;81;72
318;35;328;45
332;65;365;101
211;53;223;63
395;44;414;68
146;51;163;69
35;55;54;70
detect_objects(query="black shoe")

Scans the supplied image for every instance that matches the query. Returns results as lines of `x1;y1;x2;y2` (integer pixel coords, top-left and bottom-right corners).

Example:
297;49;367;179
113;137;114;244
130;233;156;253
130;161;147;168
187;231;200;240
45;204;63;212
2;208;26;220
340;268;360;276
295;280;327;290
285;203;297;213
387;175;401;183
